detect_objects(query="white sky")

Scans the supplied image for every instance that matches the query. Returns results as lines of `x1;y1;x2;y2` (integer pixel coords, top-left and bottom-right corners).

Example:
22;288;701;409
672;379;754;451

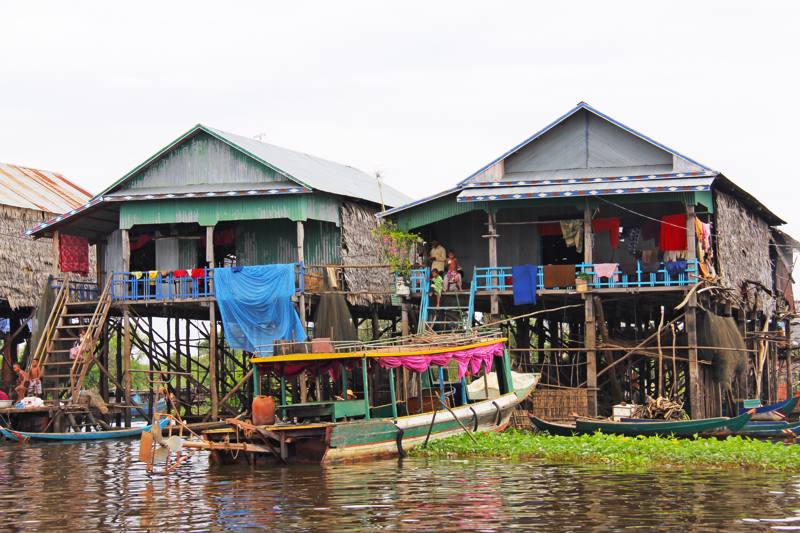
1;2;798;234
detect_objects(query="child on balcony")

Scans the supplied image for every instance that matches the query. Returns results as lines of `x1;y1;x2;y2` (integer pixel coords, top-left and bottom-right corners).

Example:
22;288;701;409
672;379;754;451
430;269;443;307
444;251;463;291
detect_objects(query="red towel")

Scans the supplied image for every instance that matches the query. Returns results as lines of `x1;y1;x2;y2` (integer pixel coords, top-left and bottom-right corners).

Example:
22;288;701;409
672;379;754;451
660;214;687;252
190;268;206;279
59;234;89;276
592;218;620;249
173;269;189;278
538;222;562;237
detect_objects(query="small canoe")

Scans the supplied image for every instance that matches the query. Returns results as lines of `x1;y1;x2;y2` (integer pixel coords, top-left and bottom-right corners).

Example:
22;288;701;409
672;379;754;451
0;418;169;443
530;416;579;436
575;411;753;436
738;395;800;416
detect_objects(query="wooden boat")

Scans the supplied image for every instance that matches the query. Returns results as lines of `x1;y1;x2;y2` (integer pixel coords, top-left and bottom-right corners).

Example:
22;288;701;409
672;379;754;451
529;416;580;436
142;331;538;466
0;418;169;443
574;411;753;436
738;394;800;416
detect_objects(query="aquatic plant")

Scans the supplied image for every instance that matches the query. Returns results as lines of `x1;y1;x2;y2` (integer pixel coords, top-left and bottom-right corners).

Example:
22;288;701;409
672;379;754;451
410;430;800;471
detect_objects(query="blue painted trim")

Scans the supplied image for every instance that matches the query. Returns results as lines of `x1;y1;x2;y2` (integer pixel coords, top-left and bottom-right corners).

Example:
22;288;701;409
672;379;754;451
457;184;712;202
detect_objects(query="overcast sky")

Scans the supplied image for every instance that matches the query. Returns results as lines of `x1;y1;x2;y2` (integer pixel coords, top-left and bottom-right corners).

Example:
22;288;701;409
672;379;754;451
2;2;798;233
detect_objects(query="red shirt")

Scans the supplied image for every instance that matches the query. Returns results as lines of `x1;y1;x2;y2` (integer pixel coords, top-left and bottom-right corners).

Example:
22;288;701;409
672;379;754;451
0;390;8;401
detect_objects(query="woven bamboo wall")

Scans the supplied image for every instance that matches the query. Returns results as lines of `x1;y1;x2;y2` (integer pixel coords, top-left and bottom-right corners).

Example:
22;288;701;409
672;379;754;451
528;387;589;421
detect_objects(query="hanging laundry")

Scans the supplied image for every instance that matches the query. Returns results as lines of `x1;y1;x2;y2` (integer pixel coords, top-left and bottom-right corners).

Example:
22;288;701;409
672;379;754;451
173;269;189;278
511;265;538;305
640;248;660;273
594;231;615;263
129;234;152;252
665;260;688;277
642;220;660;242
190;268;206;279
626;227;642;255
559;220;583;253
593;263;619;283
592;218;620;249
659;214;687;252
543;264;576;289
59;234;90;276
663;250;684;262
130;271;143;279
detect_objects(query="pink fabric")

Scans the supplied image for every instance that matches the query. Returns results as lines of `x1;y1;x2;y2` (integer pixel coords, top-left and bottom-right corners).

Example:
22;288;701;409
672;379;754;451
377;341;503;379
593;263;619;282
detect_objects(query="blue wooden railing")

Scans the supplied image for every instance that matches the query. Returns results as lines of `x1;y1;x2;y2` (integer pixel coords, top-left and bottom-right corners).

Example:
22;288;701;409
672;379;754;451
110;263;305;302
410;260;700;294
111;268;215;301
50;277;99;302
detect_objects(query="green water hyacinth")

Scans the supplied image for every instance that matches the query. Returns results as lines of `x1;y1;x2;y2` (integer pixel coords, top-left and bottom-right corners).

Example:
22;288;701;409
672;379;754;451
410;430;800;471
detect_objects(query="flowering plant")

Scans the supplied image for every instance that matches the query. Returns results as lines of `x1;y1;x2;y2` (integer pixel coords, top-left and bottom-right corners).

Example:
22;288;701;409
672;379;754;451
374;221;419;278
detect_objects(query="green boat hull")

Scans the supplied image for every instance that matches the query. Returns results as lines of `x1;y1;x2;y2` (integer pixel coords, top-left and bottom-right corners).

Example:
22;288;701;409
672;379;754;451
575;411;753;436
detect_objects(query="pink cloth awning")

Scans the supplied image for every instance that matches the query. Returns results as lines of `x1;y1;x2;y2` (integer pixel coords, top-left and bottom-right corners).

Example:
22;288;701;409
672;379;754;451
377;341;503;378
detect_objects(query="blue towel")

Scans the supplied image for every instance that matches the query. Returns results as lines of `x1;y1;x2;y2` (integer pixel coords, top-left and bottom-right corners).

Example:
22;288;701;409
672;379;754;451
511;265;538;306
665;260;688;277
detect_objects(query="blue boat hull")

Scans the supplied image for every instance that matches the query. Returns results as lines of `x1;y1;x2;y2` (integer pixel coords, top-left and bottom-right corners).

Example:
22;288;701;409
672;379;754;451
0;419;169;442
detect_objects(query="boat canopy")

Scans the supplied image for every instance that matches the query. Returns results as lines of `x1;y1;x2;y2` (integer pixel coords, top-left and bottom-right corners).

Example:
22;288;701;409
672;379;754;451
252;338;507;378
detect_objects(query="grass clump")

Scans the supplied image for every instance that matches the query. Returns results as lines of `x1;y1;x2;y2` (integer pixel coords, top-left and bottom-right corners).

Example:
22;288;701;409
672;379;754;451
410;430;800;471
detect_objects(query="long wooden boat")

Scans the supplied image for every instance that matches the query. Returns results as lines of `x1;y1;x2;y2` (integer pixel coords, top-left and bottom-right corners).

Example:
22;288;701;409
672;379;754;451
738;395;800;416
0;418;169;443
529;416;580;436
575;411;753;436
142;331;538;466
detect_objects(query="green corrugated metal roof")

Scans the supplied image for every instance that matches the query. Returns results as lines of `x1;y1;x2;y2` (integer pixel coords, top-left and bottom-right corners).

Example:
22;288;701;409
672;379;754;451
393;192;488;231
119;194;340;229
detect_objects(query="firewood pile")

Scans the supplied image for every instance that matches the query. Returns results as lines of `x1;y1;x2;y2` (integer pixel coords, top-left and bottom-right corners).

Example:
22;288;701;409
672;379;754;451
632;396;687;421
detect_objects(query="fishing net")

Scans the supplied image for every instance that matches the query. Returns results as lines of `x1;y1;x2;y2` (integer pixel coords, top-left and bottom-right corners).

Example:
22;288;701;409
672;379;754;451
313;292;357;342
698;312;747;387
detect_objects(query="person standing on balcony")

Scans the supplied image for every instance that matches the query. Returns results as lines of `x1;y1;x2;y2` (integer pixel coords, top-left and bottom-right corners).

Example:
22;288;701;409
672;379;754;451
429;240;446;273
444;251;463;291
430;269;443;307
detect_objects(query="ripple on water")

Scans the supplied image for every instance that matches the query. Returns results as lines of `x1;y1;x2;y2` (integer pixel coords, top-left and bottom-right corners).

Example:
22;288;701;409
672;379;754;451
0;440;797;532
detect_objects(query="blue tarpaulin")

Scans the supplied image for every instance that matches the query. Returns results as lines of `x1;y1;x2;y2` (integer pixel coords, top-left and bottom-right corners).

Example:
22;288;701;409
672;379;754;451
214;264;306;355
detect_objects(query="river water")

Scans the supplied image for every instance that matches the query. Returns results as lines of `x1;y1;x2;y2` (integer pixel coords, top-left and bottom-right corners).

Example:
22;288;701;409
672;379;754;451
1;440;799;532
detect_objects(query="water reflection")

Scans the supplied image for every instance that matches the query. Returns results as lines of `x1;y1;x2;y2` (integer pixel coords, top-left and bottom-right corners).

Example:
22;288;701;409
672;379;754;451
0;440;798;531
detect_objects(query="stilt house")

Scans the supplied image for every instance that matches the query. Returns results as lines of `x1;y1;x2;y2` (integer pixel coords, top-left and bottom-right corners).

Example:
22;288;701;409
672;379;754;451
27;124;409;421
381;102;796;419
0;162;92;389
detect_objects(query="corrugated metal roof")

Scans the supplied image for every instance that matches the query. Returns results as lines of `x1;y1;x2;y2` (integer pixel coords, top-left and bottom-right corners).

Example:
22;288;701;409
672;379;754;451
202;126;411;208
0;162;91;214
457;177;715;202
456;101;714;187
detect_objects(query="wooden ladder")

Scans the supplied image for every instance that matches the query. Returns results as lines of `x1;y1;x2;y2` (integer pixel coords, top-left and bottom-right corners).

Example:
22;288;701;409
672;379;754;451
67;277;114;402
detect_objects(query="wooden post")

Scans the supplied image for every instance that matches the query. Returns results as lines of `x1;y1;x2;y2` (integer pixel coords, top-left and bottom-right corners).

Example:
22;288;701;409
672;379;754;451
685;204;702;418
52;230;61;274
296;221;306;330
147;316;154;424
121;229;130;272
96;241;106;289
209;303;218;419
123;308;132;427
487;210;498;316
205;225;215;267
99;318;109;402
583;200;597;415
361;357;371;420
400;302;409;336
786;318;793;399
388;368;398;418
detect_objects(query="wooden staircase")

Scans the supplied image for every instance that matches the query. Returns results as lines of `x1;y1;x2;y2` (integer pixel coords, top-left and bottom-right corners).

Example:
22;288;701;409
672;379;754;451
31;277;113;402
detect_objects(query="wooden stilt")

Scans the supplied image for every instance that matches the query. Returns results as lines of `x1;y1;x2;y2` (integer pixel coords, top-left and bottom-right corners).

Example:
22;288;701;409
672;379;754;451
209;303;218;419
123;308;132;428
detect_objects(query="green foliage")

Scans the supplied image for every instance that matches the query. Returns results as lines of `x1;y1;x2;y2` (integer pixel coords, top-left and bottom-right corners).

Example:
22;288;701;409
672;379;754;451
374;220;419;277
411;430;800;471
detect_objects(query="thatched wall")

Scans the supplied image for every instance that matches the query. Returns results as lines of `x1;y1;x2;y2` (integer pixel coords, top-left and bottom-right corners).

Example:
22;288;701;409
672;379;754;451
715;191;775;317
0;205;96;311
341;201;392;307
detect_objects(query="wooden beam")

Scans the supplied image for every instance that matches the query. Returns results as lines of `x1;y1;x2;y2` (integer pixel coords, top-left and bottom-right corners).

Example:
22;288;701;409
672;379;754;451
583;199;597;415
123;307;132;427
685;204;702;418
487;210;498;316
296;220;306;330
205;225;215;267
121;229;130;273
209;303;218;419
52;230;61;275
